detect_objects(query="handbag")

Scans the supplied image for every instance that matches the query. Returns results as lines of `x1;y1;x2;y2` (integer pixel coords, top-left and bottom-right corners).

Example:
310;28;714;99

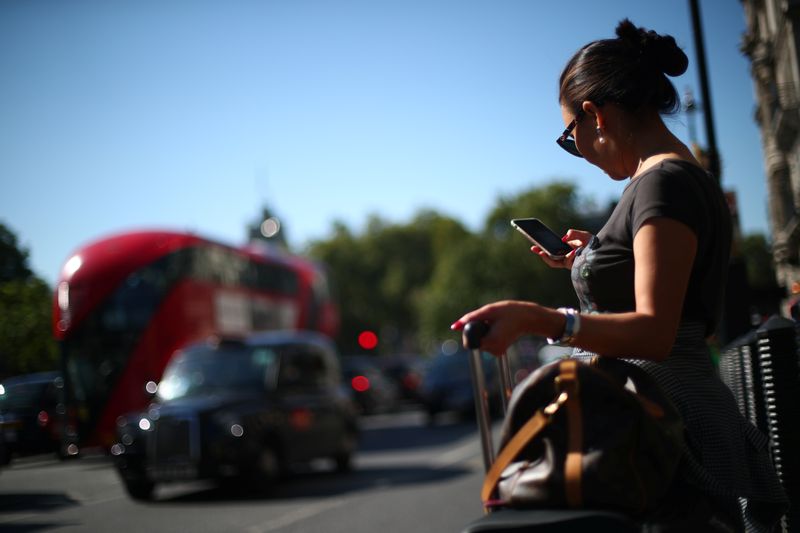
481;357;685;518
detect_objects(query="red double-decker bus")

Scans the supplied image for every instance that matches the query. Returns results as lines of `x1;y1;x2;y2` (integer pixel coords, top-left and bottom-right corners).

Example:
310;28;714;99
52;230;338;450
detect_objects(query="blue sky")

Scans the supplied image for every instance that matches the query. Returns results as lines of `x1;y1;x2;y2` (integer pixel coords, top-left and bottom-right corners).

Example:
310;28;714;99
1;0;766;286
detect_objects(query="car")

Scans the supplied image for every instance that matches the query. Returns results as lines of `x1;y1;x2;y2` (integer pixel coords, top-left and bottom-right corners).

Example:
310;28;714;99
111;331;359;500
378;354;428;406
340;355;401;415
0;371;63;463
418;349;501;423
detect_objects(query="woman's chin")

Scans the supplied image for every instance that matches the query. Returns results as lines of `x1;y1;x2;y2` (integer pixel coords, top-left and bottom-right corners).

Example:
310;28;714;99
604;170;628;181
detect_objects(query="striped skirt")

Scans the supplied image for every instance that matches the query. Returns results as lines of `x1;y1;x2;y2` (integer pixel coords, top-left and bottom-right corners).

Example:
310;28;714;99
571;321;787;532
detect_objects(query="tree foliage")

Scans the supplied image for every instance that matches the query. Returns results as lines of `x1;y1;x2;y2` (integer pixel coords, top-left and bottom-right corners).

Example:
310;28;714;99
418;182;608;348
738;234;778;291
0;222;58;377
0;279;59;376
308;181;608;354
307;210;469;353
0;223;33;283
305;180;780;356
737;233;782;318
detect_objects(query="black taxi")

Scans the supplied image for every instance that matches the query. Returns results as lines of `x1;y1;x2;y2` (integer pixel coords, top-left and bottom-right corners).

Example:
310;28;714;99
111;330;359;500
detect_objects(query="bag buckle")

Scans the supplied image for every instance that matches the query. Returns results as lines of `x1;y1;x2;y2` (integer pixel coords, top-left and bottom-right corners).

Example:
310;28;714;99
543;391;569;416
545;361;579;417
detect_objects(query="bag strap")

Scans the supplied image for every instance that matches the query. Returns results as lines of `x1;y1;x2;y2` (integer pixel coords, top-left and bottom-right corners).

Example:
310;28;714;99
561;360;582;507
480;359;580;507
480;409;550;505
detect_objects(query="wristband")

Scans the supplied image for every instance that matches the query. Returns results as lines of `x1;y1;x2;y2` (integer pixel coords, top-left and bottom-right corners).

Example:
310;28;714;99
547;307;581;345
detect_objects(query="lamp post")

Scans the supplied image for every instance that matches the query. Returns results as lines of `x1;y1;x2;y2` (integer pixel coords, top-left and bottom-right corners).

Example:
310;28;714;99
688;0;721;181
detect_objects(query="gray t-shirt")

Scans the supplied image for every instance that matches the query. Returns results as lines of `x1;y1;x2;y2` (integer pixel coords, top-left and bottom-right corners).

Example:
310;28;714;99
571;159;732;335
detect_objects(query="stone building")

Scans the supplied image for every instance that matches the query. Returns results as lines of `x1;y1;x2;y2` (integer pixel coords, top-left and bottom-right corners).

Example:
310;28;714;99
740;0;800;299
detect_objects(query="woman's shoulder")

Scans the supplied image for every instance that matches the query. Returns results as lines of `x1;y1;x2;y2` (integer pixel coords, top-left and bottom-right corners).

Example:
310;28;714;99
637;158;712;183
626;158;715;198
623;158;721;234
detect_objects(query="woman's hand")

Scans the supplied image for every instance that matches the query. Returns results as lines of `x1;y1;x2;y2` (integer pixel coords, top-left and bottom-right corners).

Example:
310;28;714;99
451;301;562;357
531;229;593;269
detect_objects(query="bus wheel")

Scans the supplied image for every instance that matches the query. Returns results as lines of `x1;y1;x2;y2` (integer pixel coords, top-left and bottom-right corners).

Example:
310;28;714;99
123;478;155;501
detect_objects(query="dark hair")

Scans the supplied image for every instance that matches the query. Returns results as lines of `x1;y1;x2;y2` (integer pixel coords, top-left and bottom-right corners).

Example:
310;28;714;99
559;19;689;116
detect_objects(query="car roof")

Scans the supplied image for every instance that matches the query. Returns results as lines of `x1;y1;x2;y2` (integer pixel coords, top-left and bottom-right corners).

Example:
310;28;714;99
245;329;335;349
1;371;60;387
182;330;336;353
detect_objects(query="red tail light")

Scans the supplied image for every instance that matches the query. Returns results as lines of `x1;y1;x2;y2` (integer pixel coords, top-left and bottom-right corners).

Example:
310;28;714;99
402;373;420;390
351;375;370;392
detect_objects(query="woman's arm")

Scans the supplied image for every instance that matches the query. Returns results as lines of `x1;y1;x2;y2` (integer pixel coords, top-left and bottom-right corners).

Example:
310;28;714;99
573;217;697;361
453;217;697;361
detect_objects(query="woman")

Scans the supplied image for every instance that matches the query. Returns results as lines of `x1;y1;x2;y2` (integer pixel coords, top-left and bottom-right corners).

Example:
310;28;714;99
451;19;786;531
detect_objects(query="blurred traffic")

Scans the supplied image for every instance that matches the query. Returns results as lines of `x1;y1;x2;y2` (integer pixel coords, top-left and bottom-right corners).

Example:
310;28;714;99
418;346;502;424
0;329;553;482
0;371;65;464
111;331;358;500
0;227;557;499
340;355;402;415
379;354;428;405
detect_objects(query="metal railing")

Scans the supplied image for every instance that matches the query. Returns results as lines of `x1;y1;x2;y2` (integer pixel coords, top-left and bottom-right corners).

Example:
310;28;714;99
720;316;800;532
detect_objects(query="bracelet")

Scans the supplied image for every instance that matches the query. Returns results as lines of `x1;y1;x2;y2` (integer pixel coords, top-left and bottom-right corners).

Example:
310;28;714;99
547;307;581;346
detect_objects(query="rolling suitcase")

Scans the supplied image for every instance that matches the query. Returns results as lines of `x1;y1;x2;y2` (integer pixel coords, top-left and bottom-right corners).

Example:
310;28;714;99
459;320;641;533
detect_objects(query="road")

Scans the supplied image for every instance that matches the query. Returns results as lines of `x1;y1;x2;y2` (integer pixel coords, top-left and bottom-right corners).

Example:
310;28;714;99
0;409;496;533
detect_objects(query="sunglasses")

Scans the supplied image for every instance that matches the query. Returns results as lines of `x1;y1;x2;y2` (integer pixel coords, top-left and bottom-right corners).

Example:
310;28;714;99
556;110;585;158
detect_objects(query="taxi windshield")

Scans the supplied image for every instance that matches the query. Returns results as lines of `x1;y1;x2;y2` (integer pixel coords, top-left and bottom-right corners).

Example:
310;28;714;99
0;382;49;411
157;344;278;401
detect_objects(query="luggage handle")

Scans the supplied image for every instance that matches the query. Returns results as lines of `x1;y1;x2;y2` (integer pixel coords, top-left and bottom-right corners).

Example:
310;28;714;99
463;320;515;473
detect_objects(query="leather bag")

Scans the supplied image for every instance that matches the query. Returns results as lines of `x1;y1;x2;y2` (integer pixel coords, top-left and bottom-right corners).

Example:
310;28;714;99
482;357;685;517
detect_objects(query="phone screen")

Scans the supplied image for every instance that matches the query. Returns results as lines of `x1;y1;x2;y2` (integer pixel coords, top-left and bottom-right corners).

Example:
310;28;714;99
510;218;572;257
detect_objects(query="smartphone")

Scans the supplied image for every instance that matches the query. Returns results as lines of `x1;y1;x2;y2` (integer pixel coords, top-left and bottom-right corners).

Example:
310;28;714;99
510;218;573;258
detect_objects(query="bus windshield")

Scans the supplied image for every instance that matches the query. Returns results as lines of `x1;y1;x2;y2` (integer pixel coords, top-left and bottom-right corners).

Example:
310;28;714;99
157;344;279;401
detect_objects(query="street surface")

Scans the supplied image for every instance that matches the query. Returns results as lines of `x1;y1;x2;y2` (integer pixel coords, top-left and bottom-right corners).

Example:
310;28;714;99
0;409;496;533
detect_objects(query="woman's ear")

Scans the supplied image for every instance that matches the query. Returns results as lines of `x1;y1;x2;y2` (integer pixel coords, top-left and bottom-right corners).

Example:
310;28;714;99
581;101;604;129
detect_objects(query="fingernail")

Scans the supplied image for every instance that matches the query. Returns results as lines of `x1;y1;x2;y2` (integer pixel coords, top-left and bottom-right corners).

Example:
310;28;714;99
561;236;568;242
450;320;463;330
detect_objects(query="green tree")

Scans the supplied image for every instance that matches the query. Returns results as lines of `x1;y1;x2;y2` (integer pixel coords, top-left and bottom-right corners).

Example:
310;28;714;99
416;233;506;347
1;223;33;283
306;181;607;354
307;211;469;354
308;221;379;353
480;181;594;306
0;222;58;377
417;181;605;348
739;234;778;290
0;279;59;376
738;233;782;318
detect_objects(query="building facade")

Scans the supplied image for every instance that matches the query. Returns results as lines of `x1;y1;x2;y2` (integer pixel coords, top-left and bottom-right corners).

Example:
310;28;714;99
741;0;800;298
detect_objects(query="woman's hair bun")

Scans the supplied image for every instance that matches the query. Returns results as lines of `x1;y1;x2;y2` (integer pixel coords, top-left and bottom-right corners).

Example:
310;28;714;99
615;18;688;77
